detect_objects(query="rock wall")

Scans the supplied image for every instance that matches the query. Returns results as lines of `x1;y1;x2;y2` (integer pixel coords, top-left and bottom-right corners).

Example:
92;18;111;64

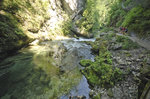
0;0;51;60
61;0;85;14
0;0;86;60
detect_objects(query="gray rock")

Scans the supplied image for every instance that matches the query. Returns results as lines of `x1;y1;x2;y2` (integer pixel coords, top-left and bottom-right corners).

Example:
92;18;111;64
126;58;132;62
89;90;95;97
69;95;86;99
130;58;135;61
112;86;123;99
136;58;141;62
108;31;114;34
59;66;65;74
112;37;117;43
100;33;107;36
147;59;150;65
107;88;113;97
77;95;86;99
127;62;132;65
118;59;126;65
112;43;122;50
145;89;150;99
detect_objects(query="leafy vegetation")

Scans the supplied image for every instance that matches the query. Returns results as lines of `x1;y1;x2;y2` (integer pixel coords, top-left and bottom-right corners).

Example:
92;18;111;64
93;93;101;99
107;1;150;36
75;1;95;35
61;18;73;36
77;0;150;36
115;35;140;50
75;0;119;34
81;33;140;88
80;59;93;67
103;33;140;50
122;6;150;36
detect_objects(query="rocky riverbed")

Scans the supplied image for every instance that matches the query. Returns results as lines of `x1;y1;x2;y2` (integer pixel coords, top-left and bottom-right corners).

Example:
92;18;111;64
80;32;150;99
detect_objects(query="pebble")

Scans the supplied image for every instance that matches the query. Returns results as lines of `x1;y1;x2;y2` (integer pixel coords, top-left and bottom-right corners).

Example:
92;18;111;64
127;62;132;65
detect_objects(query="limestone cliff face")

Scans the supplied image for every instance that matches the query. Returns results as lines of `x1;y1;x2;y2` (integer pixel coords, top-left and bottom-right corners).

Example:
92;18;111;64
61;0;85;14
34;0;86;40
0;0;86;59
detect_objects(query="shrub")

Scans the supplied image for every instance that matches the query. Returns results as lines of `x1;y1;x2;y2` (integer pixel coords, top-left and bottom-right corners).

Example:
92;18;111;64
116;35;139;50
62;18;72;36
79;59;93;67
122;6;144;27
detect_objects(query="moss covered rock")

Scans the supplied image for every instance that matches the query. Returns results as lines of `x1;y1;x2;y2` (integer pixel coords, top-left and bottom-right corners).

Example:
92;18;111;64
79;59;93;67
80;39;123;88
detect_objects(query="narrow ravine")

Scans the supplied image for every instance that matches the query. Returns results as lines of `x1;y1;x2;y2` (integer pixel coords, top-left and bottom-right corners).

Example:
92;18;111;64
0;37;95;99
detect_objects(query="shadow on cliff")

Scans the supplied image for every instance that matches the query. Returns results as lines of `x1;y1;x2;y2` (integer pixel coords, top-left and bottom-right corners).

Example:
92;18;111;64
0;13;29;61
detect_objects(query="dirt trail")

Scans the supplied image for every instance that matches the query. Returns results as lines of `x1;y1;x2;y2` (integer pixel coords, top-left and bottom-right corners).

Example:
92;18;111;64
116;32;150;50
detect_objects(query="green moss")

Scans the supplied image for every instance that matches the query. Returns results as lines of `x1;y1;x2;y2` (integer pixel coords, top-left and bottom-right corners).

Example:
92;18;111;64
96;33;139;50
0;13;30;59
124;51;132;57
104;33;116;40
0;0;50;31
80;59;93;67
89;38;109;54
99;27;114;33
116;35;139;50
80;40;122;88
93;93;101;99
91;43;100;53
0;0;52;59
75;7;95;34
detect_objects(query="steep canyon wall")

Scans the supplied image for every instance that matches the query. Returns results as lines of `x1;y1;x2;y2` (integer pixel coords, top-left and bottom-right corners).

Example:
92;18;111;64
0;0;85;59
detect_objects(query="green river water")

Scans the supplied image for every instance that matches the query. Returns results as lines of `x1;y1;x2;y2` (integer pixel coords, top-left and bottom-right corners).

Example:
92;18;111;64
0;38;95;99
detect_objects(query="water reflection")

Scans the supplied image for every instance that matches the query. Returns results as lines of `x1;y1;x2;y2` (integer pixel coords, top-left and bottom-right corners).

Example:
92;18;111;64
61;76;90;99
0;38;93;99
0;42;82;99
